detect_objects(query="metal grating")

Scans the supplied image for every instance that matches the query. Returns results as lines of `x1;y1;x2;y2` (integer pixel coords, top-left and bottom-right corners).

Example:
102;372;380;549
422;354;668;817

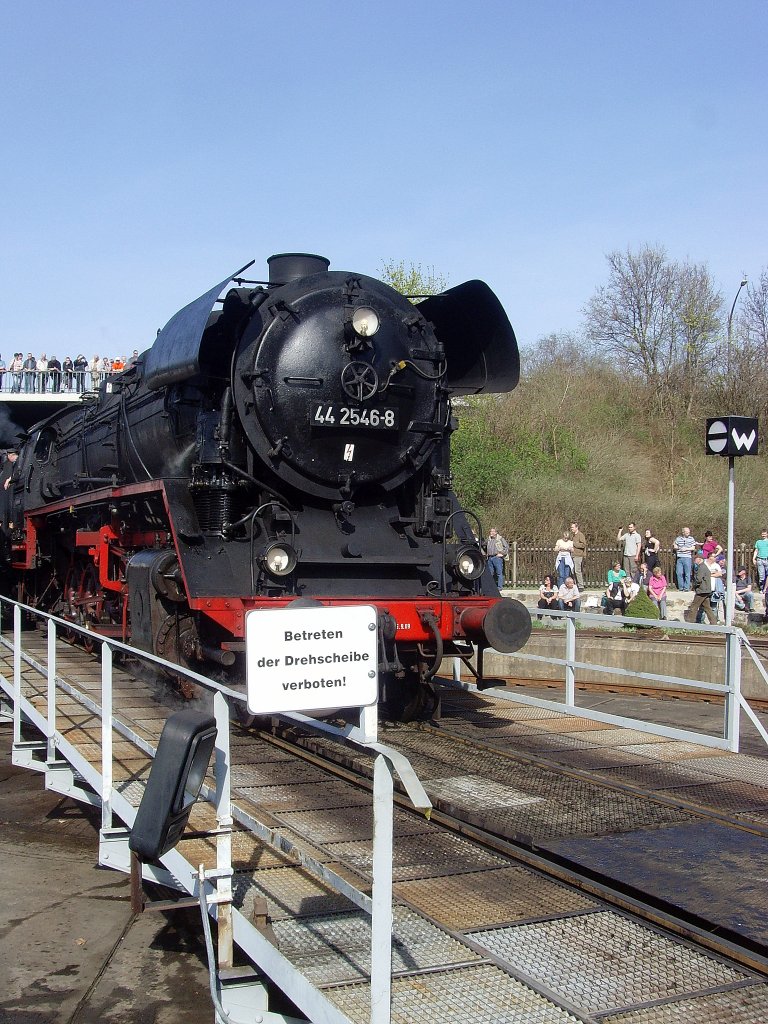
494;734;605;752
232;745;298;765
114;779;146;806
182;831;292;872
448;721;535;738
236;780;371;812
621;741;727;762
232;866;359;921
325;963;583;1023
682;754;768;787
424;775;545;809
394;866;599;931
271;906;481;985
655;780;768;813
567;729;672;747
601;983;768;1022
230;761;327;788
592;763;724;790
468;911;748;1014
324;831;508;882
275;805;431;844
540;749;657;770
68;740;145;761
526;718;621;734
475;795;697;843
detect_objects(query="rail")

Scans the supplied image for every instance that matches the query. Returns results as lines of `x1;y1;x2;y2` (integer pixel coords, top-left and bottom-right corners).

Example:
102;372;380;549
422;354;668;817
451;607;768;753
0;597;431;1024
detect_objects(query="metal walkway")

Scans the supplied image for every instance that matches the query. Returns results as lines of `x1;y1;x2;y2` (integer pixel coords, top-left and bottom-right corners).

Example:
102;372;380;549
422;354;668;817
3;603;768;1022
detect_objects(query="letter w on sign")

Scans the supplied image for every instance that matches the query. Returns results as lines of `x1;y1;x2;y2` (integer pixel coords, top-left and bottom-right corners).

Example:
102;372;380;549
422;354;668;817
344;444;355;462
732;427;756;452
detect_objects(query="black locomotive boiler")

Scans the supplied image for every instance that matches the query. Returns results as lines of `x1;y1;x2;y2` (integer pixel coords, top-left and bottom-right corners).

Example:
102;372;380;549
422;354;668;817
5;253;531;717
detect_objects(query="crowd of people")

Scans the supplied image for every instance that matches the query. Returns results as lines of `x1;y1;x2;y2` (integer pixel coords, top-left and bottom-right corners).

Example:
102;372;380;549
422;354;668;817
0;351;140;394
485;521;768;623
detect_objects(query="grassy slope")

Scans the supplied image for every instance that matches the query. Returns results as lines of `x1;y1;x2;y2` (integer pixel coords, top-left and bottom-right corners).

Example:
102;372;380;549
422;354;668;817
450;363;768;551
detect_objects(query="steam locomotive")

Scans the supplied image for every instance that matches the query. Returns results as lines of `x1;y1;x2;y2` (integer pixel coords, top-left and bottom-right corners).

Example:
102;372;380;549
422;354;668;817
4;253;530;718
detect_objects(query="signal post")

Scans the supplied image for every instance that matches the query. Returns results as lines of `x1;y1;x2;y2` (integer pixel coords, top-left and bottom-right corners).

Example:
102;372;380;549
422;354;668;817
705;417;759;625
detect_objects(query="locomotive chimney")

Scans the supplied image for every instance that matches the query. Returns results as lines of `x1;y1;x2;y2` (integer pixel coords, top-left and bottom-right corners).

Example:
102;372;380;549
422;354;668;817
267;253;330;285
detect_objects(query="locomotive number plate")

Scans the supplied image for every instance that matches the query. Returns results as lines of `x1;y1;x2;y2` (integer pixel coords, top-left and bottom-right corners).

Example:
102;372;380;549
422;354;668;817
310;403;399;430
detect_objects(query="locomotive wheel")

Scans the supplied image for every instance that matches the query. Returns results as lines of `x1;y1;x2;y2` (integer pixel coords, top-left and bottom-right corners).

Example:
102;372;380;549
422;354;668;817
155;613;198;668
381;668;438;723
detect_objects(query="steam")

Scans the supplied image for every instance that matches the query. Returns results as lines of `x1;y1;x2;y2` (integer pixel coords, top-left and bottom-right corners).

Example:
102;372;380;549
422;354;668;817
0;405;25;447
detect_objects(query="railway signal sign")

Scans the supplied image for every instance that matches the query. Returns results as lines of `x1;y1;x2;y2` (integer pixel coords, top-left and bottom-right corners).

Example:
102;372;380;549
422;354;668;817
706;417;759;456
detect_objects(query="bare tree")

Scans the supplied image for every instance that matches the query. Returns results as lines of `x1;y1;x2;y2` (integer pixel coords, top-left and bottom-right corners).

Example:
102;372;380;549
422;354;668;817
584;245;677;382
738;268;768;350
672;261;722;415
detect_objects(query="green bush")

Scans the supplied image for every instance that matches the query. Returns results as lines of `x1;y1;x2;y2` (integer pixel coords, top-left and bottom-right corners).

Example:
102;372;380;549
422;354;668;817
625;588;660;623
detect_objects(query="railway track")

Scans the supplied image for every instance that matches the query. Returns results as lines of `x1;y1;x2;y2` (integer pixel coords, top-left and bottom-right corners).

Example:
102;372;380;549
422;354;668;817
6;630;768;1022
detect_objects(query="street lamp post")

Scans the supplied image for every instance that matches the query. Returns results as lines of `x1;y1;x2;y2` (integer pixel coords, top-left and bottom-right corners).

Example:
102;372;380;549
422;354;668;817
726;276;748;376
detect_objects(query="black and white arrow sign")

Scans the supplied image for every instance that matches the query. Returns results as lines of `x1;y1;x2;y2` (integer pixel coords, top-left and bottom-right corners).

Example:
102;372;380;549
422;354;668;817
705;416;759;457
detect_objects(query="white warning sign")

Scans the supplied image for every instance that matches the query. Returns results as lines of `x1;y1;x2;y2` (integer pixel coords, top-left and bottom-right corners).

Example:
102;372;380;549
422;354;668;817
245;605;378;715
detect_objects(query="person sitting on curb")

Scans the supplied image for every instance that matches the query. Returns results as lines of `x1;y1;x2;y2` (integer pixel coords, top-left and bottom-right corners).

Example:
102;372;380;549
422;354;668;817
558;576;581;613
607;562;626;585
735;567;754;613
622;576;640;603
604;577;626;615
537;574;560;618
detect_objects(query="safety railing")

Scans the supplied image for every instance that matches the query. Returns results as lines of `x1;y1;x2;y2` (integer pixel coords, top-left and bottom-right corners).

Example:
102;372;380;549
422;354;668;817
0;369;122;395
0;597;430;1024
451;607;768;753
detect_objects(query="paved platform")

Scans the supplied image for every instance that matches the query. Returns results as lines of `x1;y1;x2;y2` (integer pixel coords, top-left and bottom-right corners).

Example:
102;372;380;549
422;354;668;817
0;727;212;1024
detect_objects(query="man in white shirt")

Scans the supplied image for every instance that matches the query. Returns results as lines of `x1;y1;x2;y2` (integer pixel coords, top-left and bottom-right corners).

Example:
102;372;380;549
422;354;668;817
558;577;581;612
617;523;642;577
673;526;697;591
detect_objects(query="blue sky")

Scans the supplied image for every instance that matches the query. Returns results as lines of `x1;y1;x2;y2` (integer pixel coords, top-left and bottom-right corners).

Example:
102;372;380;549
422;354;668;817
0;1;765;360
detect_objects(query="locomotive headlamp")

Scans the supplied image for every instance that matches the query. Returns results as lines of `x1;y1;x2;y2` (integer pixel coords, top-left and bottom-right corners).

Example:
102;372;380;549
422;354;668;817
351;306;380;338
262;541;298;578
449;544;486;583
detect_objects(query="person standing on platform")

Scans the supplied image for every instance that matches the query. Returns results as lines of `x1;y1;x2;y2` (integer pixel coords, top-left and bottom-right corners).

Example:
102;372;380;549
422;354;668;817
10;353;23;393
643;529;660;572
701;531;723;560
617;522;642;577
89;354;102;390
48;356;62;393
62;356;74;391
673;526;697;591
36;353;49;392
74;354;88;392
554;532;574;586
752;529;768;591
484;528;508;590
23;353;36;393
570;521;586;589
686;554;717;624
